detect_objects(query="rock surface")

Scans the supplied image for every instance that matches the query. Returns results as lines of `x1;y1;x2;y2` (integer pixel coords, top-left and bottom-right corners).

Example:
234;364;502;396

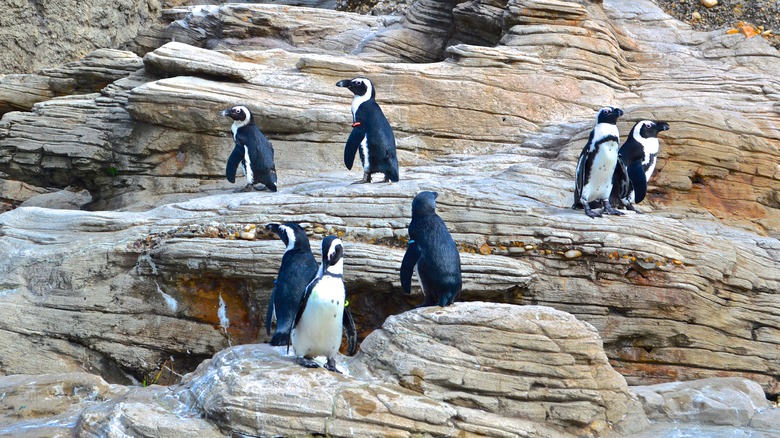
0;0;779;422
0;303;652;437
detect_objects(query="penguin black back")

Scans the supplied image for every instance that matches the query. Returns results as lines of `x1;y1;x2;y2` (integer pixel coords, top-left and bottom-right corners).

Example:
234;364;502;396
609;120;670;209
265;223;318;346
336;78;399;184
222;105;278;192
400;191;462;307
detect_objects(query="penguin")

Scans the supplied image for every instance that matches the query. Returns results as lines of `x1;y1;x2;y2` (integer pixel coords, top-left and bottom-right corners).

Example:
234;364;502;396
265;223;319;346
221;105;278;192
336;77;400;184
609;120;670;211
572;106;625;218
290;235;357;372
400;191;462;307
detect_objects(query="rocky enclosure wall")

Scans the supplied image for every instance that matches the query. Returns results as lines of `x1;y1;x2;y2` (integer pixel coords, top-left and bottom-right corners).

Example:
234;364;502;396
0;0;779;404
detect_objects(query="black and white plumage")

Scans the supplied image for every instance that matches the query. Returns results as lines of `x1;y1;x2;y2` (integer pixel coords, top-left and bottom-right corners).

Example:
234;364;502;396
290;235;357;372
572;106;625;218
400;191;462;307
609;120;670;211
221;105;278;192
265;223;318;346
336;77;399;184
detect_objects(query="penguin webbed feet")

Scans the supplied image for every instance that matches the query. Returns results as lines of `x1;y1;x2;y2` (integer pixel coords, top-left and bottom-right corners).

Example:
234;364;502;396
324;357;342;374
235;184;255;193
351;172;372;185
297;356;320;369
583;204;602;218
602;199;624;216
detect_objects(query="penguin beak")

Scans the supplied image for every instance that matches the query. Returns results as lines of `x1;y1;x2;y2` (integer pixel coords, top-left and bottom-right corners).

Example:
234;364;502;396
615;108;624;117
220;109;231;117
336;80;351;88
657;122;670;131
432;191;439;199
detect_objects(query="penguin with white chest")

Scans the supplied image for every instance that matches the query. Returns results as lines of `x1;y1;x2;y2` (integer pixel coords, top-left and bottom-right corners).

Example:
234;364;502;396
221;105;278;192
265;223;318;346
572;107;625;218
609;120;670;211
290;235;357;372
400;191;462;307
336;77;399;184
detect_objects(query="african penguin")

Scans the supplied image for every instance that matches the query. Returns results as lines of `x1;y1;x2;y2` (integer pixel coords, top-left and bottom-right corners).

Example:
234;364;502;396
290;236;357;372
336;77;399;184
400;191;462;307
265;223;318;346
572;106;625;218
221;105;278;192
608;120;670;211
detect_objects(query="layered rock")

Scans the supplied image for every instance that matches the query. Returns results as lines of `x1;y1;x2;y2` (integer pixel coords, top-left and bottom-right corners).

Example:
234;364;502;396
0;0;779;409
0;0;160;74
0;303;653;437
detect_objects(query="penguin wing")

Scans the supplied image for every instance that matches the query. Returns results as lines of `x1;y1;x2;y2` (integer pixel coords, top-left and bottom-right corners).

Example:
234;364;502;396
265;285;275;336
627;160;648;203
293;276;319;330
344;125;366;170
400;240;422;294
573;141;591;207
609;156;631;206
342;305;358;356
226;144;244;184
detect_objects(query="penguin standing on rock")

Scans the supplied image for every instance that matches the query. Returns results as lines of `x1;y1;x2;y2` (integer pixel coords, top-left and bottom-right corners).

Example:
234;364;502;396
221;105;278;192
609;120;670;211
336;77;399;184
572;106;625;218
265;223;318;346
290;236;357;372
400;191;462;307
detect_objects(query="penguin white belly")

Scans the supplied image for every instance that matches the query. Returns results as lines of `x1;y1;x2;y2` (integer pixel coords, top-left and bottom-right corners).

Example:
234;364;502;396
583;142;618;201
292;277;344;359
243;145;254;184
360;135;370;172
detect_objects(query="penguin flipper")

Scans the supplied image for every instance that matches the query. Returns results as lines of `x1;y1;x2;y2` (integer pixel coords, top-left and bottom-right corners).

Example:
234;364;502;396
572;140;591;209
226;144;244;184
342;305;358;356
293;277;318;329
344;126;365;170
400;241;421;294
627;160;647;203
265;288;275;337
609;156;631;208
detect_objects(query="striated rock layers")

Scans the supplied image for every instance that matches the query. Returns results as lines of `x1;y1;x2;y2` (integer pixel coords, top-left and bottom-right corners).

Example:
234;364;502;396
0;0;779;412
0;303;653;438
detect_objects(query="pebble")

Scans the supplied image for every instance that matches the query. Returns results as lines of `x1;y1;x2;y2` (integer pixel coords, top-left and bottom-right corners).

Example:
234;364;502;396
239;229;256;240
508;247;525;254
700;0;717;8
524;244;535;251
479;243;492;255
564;249;582;259
692;11;702;20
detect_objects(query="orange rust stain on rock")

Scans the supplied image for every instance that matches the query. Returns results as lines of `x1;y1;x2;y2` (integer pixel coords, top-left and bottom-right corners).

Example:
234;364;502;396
176;275;260;344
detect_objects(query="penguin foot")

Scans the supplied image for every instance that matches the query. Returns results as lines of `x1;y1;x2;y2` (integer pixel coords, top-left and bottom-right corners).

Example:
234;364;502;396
583;207;602;218
324;357;341;374
235;184;254;193
602;200;625;216
297;356;320;369
351;172;372;185
252;184;268;191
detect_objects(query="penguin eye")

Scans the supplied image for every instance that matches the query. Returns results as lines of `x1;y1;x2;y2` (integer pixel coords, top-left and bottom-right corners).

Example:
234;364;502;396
644;122;652;128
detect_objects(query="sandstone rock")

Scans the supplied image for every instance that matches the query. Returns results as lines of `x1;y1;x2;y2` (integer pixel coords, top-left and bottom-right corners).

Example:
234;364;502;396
632;377;768;426
19;187;93;210
0;0;159;74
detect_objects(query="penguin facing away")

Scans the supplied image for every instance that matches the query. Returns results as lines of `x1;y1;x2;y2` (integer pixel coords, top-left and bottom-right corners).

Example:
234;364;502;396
572;106;625;218
265;223;319;346
609;120;670;211
290;236;357;372
336;77;400;184
221;105;278;192
400;191;462;307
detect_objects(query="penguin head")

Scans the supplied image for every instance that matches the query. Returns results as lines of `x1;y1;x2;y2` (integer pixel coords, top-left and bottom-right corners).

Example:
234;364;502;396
321;235;344;268
266;222;310;252
336;77;375;99
411;191;438;218
221;105;253;126
636;120;670;138
596;107;623;125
